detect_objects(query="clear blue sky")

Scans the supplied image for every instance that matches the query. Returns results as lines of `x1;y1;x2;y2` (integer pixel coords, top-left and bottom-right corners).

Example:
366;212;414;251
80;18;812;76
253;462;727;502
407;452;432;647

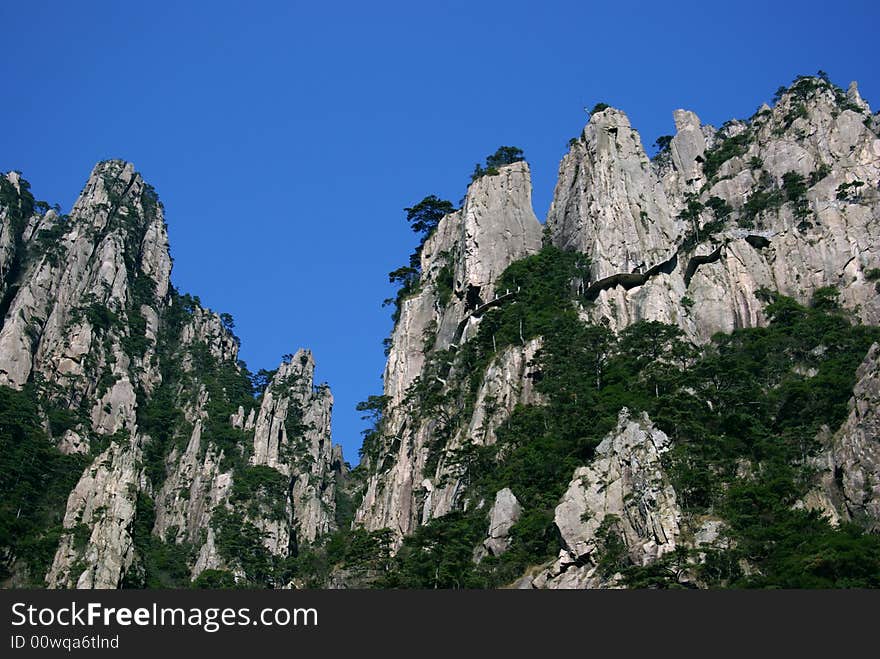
2;0;878;464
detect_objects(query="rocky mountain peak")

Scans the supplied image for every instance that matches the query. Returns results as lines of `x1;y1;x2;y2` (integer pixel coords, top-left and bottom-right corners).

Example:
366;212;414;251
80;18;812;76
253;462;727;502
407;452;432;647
457;160;542;301
4;72;880;591
547;105;679;280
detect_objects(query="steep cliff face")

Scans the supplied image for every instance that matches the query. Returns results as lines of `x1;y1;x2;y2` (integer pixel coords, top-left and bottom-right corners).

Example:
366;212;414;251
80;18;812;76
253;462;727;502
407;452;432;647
355;161;543;537
548;108;679;280
809;343;880;530
0;161;169;429
0;162;343;588
351;75;880;589
0;161;171;588
3;74;879;591
249;350;341;546
549;77;879;341
527;410;681;589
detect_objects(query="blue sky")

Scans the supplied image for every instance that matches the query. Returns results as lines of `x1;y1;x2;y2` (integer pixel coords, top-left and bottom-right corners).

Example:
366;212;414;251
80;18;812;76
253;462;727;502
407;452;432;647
2;0;878;463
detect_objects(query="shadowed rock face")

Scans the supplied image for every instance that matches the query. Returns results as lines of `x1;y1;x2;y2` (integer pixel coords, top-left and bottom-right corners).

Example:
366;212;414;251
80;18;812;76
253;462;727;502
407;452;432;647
809;343;880;530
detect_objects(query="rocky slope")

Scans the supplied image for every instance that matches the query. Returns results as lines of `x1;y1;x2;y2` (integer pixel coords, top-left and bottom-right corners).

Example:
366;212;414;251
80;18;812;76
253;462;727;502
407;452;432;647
525;410;681;589
2;73;879;589
351;74;880;587
549;78;879;341
355;161;543;538
0;162;344;588
808;343;880;530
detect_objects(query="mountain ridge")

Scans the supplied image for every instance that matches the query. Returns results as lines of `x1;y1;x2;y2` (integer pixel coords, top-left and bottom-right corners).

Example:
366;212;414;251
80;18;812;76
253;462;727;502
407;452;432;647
1;72;879;588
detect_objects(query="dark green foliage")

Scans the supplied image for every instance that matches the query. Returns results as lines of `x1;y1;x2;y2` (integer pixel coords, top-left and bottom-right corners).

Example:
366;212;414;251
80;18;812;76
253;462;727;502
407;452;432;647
590;103;610;115
780;102;809;133
138;382;184;488
250;368;277;394
775;76;823;133
338;528;395;573
679;197;704;223
334;482;357;532
212;508;278;587
0;175;38;320
356;394;388;422
435;259;454;307
653;135;673;152
231;465;290;522
739;186;783;228
836;180;865;201
678;196;710;249
771;73;865;136
679;196;732;249
404;195;455;238
702;131;750;180
736;518;880;588
736;169;816;229
184;342;256;471
0;174;36;220
809;163;831;186
192;569;239;588
484;146;525;170
46;404;82;437
385;196;457;325
0;386;89;584
772;86;787;105
385;266;420;325
382;242;879;589
471;146;525;181
782;171;810;219
466;245;590;353
85;303;118;332
705;196;732;219
356;395;388;464
383;512;487;588
595;516;628;578
125;493;192;588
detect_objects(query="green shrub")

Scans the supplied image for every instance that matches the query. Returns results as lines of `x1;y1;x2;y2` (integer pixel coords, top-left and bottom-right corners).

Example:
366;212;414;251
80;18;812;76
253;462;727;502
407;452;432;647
702;131;750;180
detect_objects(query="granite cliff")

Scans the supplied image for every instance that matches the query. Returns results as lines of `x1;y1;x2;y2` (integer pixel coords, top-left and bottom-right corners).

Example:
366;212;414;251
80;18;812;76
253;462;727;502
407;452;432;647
0;162;344;588
2;73;878;589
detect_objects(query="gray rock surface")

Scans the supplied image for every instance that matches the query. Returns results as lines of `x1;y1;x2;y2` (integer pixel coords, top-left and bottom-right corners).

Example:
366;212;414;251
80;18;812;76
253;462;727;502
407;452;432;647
481;487;521;557
532;409;681;588
547;107;679;281
0;161;343;587
46;437;144;589
251;349;341;545
808;343;880;529
550;79;880;340
356;163;543;537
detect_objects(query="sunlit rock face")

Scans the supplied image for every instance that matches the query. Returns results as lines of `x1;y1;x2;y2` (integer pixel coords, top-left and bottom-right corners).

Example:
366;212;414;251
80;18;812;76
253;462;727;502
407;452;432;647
355;162;543;537
548;80;879;341
0;161;343;588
